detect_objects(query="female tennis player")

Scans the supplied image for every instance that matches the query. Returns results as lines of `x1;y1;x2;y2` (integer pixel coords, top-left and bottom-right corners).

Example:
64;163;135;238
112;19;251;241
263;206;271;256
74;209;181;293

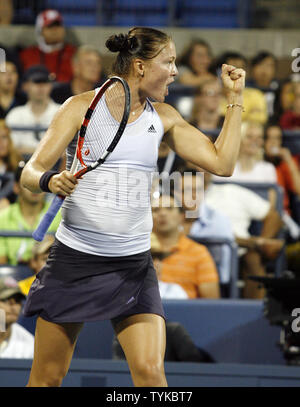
21;27;245;387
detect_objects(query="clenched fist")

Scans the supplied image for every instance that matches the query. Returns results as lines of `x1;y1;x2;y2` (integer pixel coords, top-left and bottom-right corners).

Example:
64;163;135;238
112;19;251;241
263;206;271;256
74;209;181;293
221;64;246;96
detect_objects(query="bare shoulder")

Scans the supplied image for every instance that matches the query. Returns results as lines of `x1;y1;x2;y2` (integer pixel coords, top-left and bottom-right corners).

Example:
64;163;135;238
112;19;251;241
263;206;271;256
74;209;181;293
152;102;182;133
60;90;95;117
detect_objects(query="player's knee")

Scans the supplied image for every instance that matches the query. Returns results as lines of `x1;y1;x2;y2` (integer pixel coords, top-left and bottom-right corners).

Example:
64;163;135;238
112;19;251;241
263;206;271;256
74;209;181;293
28;364;68;387
133;358;165;386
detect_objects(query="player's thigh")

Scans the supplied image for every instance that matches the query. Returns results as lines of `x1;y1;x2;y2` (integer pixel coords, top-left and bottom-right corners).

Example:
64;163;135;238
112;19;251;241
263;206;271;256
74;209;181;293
31;316;83;376
115;313;166;368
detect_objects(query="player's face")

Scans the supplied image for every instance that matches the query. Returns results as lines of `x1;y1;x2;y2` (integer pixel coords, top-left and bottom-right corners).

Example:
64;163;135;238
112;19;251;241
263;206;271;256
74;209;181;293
142;41;178;102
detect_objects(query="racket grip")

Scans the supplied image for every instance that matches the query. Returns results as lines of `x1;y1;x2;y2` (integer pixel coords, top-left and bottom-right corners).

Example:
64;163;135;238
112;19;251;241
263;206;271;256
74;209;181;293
32;195;65;241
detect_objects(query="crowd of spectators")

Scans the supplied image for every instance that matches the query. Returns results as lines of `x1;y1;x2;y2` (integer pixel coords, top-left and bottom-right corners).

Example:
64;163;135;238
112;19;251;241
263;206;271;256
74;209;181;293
0;8;299;349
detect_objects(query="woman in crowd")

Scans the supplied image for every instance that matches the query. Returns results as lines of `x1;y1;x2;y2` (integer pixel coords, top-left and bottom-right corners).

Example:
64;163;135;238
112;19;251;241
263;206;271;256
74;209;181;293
177;39;216;87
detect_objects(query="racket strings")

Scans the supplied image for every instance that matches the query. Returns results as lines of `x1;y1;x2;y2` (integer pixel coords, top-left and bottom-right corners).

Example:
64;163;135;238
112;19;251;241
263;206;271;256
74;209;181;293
80;82;126;165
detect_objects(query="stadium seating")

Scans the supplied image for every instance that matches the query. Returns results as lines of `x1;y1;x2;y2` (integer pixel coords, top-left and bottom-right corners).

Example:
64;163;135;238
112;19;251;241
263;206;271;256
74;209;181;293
46;0;98;26
100;0;170;27
177;0;245;28
212;181;286;277
188;236;239;298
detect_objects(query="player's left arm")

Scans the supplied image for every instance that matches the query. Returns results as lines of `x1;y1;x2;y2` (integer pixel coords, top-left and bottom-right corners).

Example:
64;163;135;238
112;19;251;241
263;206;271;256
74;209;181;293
156;64;246;176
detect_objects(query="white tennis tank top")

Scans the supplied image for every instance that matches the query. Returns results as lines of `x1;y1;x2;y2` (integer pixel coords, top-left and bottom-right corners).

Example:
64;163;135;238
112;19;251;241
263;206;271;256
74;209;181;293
56;95;164;256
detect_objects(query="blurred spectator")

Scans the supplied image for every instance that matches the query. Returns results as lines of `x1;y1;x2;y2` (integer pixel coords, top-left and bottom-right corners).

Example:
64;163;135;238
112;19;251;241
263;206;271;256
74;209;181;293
264;123;300;214
213;121;277;185
190;79;224;131
0;0;13;25
213;51;248;77
180;170;235;286
0;120;22;209
150;232;188;299
177;39;216;87
19;9;76;83
247;51;280;117
152;194;220;299
51;45;107;104
0;60;27;119
18;234;55;296
280;82;300;130
112;321;214;363
0;161;61;265
204;182;283;299
272;79;294;123
0;276;34;358
217;52;268;125
6;65;60;156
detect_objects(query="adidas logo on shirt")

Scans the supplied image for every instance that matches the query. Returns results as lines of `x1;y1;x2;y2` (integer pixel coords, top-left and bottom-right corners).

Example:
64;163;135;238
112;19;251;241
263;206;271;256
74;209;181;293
147;124;157;133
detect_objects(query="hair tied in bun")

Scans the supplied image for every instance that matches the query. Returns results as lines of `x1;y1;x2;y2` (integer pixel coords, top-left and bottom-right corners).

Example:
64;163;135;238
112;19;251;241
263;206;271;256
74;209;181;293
106;33;138;53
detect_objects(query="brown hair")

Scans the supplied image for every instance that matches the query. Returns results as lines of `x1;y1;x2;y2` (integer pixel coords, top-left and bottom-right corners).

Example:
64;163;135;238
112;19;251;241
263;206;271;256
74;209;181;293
105;27;171;76
0;120;22;172
178;38;213;70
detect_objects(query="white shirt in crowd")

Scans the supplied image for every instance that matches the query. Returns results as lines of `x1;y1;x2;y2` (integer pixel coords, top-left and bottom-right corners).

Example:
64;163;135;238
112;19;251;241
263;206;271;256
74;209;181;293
213;160;277;184
6;100;60;152
158;281;188;299
0;323;34;359
205;183;270;239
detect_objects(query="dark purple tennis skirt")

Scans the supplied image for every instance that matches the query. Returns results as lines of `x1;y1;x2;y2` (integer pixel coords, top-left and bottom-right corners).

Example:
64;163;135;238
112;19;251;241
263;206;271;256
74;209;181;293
23;238;165;326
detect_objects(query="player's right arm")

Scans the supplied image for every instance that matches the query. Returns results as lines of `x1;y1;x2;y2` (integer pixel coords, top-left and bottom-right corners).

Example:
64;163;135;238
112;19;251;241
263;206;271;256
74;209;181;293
21;92;93;196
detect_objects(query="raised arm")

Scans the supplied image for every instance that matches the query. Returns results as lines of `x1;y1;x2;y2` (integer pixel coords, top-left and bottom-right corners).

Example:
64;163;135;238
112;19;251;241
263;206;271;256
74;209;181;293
21;92;93;196
156;64;245;176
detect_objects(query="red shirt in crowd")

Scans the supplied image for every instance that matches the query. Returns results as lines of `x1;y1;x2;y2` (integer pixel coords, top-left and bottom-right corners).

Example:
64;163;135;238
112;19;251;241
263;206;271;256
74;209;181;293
19;44;76;83
280;110;300;130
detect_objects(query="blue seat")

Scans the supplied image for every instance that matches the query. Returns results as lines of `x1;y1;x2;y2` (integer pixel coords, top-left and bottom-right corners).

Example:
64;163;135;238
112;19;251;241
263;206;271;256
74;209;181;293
177;0;245;28
101;0;169;26
114;0;168;9
62;14;98;27
111;13;169;27
188;236;239;298
46;0;97;10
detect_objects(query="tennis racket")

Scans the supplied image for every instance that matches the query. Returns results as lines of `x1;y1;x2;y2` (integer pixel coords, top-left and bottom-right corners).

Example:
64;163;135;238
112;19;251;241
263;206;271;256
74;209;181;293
32;76;131;241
